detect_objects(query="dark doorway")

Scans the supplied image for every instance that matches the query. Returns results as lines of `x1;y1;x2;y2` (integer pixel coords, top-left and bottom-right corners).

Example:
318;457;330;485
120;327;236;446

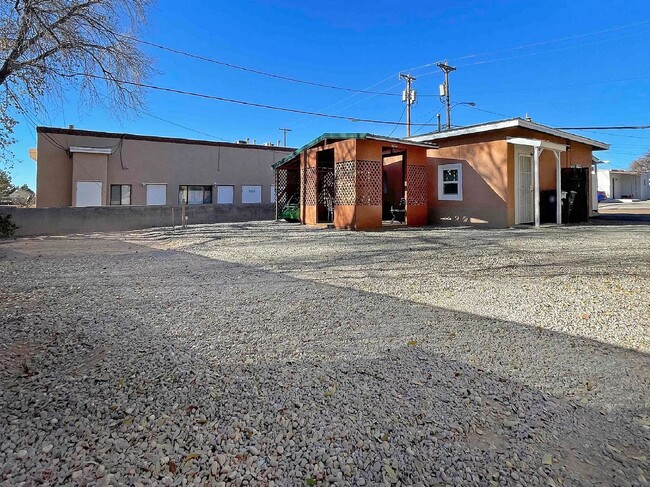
561;167;589;223
317;149;335;223
382;150;406;220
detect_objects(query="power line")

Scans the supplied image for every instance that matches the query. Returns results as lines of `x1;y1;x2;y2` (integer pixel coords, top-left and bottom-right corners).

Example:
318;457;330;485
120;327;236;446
388;106;406;137
457;20;650;64
142;111;229;141
581;131;650;140
401;20;650;74
467;105;514;118
122;35;399;97
411;107;443;135
64;72;443;127
557;126;650;130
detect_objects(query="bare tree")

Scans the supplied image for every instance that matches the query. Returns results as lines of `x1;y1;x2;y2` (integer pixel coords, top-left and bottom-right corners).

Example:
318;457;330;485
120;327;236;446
630;150;650;173
0;0;152;161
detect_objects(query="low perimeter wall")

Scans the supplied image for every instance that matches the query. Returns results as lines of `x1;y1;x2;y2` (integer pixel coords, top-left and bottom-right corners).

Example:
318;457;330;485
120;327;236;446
0;204;275;236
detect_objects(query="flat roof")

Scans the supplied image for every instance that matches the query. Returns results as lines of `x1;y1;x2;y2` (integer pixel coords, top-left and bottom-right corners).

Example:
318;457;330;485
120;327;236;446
407;118;610;150
609;169;645;174
272;132;437;169
38;126;295;152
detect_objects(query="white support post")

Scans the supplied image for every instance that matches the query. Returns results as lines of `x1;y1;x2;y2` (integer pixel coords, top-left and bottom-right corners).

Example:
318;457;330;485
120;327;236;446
555;151;562;224
534;146;541;227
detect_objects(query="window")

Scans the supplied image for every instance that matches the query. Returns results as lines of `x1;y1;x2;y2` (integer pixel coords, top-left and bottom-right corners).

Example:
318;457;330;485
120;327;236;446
270;185;276;203
438;163;463;201
217;185;234;204
178;185;212;205
242;185;262;204
110;184;131;205
146;184;167;205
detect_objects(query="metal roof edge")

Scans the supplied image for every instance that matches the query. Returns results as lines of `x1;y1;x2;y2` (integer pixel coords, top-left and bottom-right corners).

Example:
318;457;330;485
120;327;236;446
271;133;437;169
407;118;609;150
407;118;520;142
38;126;296;152
518;119;610;150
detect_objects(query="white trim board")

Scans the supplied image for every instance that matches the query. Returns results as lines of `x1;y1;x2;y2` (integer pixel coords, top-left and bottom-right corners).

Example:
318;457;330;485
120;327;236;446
507;138;567;152
407;118;609;150
69;146;113;155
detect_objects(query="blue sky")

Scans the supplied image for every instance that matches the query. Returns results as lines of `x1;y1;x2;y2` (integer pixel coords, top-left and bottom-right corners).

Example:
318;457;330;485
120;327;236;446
7;0;650;187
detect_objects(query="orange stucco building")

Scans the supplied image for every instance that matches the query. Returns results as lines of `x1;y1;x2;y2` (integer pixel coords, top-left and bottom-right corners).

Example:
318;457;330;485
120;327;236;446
273;134;434;230
274;119;609;229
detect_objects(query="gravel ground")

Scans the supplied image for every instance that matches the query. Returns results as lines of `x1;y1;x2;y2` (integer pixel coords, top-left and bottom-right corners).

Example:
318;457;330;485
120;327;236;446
0;222;648;486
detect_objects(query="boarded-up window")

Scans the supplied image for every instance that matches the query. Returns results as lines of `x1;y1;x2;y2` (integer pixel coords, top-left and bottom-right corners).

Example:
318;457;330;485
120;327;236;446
76;181;102;207
242;185;262;204
217;185;234;204
146;184;167;205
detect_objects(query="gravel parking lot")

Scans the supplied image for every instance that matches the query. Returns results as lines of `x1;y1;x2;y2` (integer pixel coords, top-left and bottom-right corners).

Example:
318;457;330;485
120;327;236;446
1;222;648;486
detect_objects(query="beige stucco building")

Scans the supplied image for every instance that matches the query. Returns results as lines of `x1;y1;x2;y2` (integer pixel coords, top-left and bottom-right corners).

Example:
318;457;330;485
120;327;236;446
34;127;293;208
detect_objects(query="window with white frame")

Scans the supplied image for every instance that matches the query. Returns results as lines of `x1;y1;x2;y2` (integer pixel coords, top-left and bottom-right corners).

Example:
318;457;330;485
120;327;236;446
438;163;463;201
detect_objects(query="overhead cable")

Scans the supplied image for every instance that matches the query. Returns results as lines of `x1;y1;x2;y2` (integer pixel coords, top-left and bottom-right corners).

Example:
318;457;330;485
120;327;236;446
121;35;399;97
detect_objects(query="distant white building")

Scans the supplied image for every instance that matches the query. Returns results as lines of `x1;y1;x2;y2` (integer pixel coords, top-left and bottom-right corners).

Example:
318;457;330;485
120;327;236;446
596;169;649;200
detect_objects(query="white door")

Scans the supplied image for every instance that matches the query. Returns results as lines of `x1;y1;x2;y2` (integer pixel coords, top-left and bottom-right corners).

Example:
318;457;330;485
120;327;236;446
76;181;102;207
146;184;167;205
516;154;534;224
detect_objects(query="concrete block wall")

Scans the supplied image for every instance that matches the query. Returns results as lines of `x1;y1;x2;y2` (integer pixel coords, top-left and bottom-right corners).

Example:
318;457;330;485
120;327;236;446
0;204;275;237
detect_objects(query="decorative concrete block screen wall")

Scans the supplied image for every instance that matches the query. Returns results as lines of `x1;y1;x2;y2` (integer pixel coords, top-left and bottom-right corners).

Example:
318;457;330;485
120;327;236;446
275;168;300;217
334;161;356;205
355;161;383;206
275;134;431;230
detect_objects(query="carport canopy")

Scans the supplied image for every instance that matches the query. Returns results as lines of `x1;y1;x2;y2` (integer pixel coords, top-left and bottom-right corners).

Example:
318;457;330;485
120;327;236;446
508;137;567;227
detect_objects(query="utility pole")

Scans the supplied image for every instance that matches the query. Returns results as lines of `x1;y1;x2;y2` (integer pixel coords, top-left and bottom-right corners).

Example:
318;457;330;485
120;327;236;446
437;61;456;130
279;128;292;147
399;73;416;137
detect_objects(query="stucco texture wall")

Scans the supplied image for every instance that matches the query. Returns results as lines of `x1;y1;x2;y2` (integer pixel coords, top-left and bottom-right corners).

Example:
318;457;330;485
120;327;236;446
36;131;292;208
425;127;598;227
427;136;509;227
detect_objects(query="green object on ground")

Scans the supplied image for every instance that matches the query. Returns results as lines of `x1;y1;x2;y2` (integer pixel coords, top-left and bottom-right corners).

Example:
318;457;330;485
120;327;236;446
279;203;300;222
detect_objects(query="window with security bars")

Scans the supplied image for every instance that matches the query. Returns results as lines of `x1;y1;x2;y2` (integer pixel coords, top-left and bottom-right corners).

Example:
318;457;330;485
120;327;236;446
110;184;131;205
178;185;213;204
438;163;463;201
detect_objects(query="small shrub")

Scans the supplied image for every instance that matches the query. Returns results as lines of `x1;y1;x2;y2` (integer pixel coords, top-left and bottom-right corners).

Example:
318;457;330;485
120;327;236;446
0;214;18;237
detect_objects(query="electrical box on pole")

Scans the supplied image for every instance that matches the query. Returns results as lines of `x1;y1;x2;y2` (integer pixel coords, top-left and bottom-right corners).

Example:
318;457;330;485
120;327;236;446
437;61;456;130
399;73;416;137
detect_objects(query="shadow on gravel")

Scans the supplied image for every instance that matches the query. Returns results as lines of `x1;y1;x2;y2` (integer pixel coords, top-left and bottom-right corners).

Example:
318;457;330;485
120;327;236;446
591;215;650;225
0;236;648;485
